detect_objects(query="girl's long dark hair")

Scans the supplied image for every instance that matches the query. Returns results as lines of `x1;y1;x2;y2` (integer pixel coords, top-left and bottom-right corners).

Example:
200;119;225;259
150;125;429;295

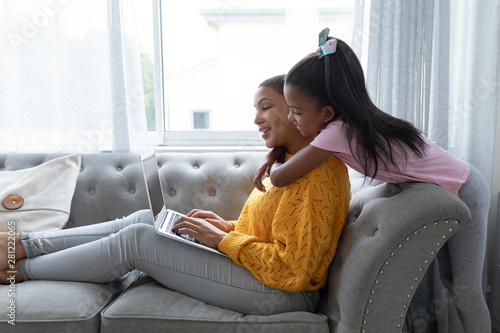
285;37;427;179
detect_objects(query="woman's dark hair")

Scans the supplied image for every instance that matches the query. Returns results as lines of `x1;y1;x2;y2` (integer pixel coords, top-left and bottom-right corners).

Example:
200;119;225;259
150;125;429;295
285;37;427;178
259;74;285;95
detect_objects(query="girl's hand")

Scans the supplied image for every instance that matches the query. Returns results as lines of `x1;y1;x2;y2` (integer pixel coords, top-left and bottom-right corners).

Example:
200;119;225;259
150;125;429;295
253;146;286;192
186;209;234;233
172;214;229;249
253;161;269;192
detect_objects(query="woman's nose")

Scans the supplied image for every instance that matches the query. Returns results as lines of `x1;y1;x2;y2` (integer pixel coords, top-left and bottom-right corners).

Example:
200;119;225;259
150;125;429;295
254;111;263;125
287;109;294;122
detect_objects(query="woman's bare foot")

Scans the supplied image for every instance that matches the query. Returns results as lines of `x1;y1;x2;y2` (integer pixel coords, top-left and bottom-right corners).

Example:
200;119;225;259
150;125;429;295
0;262;24;285
0;232;26;270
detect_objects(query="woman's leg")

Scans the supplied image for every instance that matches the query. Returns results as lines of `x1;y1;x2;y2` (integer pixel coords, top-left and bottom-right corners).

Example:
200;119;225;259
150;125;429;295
21;210;152;258
452;165;491;332
18;223;318;315
0;210;151;271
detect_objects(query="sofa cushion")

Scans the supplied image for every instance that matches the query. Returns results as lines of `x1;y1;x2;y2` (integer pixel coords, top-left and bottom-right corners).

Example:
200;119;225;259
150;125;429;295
101;276;330;333
0;154;81;232
0;280;122;332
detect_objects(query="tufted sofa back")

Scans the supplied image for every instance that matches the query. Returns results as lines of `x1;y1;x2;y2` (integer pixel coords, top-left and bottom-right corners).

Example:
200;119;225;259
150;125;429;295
0;152;266;229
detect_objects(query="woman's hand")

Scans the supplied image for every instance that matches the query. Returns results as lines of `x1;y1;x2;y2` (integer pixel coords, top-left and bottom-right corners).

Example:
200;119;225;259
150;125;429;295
186;209;234;233
172;210;233;249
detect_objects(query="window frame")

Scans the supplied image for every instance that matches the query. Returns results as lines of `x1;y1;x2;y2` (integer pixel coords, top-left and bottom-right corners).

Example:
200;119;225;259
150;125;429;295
151;0;263;149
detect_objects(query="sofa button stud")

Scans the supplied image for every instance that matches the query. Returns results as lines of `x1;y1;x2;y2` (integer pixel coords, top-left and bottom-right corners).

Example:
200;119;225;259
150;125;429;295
89;189;95;195
170;190;176;196
210;189;216;196
117;166;123;171
3;194;24;210
234;163;240;168
129;188;136;194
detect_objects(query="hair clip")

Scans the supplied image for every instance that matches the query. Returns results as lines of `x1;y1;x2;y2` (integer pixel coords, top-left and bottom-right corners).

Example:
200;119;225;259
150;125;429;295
316;27;337;59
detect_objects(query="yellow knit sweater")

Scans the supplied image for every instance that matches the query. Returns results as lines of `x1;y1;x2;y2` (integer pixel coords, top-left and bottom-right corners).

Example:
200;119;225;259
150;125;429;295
218;154;350;292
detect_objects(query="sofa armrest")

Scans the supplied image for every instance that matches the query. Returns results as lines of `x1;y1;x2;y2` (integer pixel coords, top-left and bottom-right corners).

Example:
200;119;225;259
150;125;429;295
319;181;471;333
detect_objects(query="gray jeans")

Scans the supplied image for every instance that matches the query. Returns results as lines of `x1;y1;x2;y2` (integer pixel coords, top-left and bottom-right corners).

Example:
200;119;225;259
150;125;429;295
17;210;319;315
407;164;491;333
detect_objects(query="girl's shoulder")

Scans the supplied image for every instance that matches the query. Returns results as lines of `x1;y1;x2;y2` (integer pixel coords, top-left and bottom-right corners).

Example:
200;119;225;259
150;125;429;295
311;119;350;152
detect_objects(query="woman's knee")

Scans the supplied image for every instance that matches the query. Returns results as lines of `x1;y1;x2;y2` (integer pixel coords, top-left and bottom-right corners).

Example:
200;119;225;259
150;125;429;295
124;210;154;225
120;223;156;245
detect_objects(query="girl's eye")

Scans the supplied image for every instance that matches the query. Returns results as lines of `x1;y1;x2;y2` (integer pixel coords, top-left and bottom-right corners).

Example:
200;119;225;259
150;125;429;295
262;106;271;111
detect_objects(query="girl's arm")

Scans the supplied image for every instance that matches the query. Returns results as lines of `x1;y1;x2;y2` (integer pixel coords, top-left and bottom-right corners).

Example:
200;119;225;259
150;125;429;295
270;145;334;187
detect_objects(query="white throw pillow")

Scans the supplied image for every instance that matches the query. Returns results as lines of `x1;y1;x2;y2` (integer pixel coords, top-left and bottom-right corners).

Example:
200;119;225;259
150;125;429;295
0;154;81;232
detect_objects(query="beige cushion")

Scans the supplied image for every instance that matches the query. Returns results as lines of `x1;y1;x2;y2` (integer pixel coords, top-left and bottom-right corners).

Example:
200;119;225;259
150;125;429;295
0;154;81;232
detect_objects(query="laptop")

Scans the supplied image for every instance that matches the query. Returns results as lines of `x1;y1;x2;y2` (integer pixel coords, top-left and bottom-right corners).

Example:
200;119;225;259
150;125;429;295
140;150;227;257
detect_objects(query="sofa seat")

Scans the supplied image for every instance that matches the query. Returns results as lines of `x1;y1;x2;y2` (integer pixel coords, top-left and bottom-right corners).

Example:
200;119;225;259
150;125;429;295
0;270;142;333
100;275;330;333
2;281;121;332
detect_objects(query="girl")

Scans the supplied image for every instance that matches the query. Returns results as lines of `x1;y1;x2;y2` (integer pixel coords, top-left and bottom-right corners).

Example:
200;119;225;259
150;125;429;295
254;28;491;332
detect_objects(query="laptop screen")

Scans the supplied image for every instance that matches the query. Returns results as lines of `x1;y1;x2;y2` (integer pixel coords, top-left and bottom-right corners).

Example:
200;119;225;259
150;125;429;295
140;150;165;218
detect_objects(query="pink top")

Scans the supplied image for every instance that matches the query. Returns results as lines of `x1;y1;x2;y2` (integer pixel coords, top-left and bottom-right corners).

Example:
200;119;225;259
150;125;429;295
311;119;470;196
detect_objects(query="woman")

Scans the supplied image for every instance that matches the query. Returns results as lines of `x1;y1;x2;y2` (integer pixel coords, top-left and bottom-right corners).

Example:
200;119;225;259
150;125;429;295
0;75;350;315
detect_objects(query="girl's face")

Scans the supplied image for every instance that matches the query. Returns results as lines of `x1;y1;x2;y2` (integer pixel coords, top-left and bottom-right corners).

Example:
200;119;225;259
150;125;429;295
284;84;334;138
254;86;309;154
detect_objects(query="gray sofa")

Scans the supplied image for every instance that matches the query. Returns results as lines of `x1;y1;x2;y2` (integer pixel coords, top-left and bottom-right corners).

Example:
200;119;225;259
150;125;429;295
0;152;472;332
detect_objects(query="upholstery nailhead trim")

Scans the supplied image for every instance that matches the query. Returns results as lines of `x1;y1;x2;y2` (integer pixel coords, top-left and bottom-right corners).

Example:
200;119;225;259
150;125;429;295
360;219;461;332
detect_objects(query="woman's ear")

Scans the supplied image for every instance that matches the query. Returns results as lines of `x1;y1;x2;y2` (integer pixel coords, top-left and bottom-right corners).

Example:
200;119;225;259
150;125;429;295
323;105;335;123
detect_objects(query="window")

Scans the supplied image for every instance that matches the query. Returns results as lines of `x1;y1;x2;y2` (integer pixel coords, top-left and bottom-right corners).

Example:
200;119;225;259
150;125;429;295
193;110;210;129
142;0;355;147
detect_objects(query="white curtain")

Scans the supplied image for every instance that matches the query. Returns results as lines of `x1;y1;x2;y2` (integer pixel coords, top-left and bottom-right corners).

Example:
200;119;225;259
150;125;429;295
0;0;148;153
352;0;500;185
